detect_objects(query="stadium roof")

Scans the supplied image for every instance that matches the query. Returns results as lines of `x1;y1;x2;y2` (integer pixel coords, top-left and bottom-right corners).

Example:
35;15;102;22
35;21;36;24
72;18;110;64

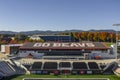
19;42;109;50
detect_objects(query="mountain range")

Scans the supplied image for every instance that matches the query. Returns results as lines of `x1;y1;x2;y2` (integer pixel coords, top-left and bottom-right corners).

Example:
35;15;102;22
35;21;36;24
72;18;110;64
0;29;117;35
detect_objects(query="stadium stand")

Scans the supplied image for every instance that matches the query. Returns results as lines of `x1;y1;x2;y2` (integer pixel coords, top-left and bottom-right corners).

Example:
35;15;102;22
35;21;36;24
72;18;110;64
59;62;71;68
102;62;118;74
72;62;88;75
88;62;102;74
43;62;58;70
88;62;99;69
59;62;72;72
30;62;42;70
29;62;42;74
0;59;28;78
0;61;16;76
1;57;119;77
73;62;88;70
59;62;71;74
9;59;27;74
0;73;4;80
23;64;31;70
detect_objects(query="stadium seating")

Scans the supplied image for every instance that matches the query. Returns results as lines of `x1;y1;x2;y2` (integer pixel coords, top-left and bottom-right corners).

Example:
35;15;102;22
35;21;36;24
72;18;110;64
72;62;88;75
30;62;42;74
0;61;16;76
0;73;4;80
43;62;57;70
59;62;71;74
23;64;31;70
12;65;26;74
30;62;42;70
102;62;118;74
0;60;27;77
88;62;99;69
8;59;117;75
28;61;104;75
73;62;88;70
59;62;71;68
9;59;27;74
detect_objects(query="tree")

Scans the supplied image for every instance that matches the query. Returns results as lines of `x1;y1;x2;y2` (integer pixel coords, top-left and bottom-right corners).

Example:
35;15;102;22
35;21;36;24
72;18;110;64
99;32;107;42
108;33;115;43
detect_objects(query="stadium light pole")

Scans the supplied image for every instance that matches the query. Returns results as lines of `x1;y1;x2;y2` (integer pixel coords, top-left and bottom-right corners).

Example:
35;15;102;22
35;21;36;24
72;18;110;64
113;24;120;61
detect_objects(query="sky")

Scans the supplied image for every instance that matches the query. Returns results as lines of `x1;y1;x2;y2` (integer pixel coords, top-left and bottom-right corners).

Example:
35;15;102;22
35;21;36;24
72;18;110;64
0;0;120;32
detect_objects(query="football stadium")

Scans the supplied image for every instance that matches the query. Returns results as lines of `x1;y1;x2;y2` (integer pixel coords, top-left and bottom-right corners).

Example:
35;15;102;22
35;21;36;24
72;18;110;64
0;0;120;80
0;41;120;80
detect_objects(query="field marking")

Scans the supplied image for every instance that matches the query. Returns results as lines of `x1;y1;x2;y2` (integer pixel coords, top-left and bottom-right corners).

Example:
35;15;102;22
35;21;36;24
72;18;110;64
23;78;110;80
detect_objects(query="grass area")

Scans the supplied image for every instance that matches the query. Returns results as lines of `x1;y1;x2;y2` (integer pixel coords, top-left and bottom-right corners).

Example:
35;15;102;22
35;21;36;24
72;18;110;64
103;42;115;47
4;74;120;80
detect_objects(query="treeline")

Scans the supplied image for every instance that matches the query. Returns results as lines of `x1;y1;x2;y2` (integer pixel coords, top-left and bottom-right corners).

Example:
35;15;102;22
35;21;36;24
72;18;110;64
0;34;43;44
63;32;119;42
0;31;119;44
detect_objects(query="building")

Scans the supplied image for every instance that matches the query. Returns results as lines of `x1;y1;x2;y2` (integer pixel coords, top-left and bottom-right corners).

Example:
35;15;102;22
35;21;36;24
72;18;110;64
18;42;110;59
1;44;23;55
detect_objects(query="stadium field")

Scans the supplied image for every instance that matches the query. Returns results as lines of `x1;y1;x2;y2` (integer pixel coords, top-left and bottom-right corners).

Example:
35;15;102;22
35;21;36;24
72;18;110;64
4;74;120;80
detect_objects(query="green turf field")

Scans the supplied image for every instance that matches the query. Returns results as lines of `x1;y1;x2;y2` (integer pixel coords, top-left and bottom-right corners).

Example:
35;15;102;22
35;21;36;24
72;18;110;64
4;74;120;80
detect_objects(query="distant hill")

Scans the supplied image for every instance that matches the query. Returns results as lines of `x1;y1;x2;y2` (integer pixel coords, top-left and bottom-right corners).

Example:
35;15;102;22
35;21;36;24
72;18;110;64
0;29;117;35
88;29;116;32
0;31;17;34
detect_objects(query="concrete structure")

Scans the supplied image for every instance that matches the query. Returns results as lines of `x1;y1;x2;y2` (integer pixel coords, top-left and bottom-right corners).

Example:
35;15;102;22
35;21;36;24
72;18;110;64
1;44;23;55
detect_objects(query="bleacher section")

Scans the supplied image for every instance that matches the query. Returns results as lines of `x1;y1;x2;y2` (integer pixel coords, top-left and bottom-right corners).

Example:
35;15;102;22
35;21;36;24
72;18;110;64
72;62;88;75
9;59;27;74
43;62;58;70
0;61;16;76
29;61;115;75
59;62;71;68
73;62;88;70
88;62;99;69
31;62;42;70
0;59;117;77
0;60;27;77
102;62;118;74
30;62;43;74
87;62;101;74
23;64;31;70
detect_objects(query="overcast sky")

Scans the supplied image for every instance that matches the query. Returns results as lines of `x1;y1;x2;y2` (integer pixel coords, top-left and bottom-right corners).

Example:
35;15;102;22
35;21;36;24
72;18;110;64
0;0;120;31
